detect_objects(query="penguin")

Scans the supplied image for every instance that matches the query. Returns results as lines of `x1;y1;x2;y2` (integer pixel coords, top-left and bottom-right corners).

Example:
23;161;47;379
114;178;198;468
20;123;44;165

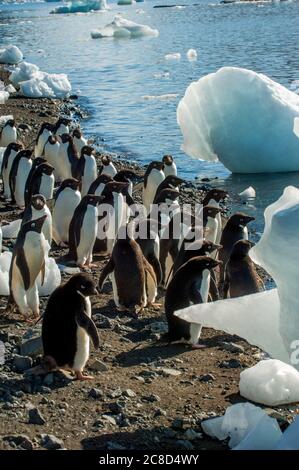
72;128;87;154
219;212;255;271
9;149;33;208
153;175;184;204
114;169;139;197
88;174;113;196
1;141;24;199
57;133;79;181
143;256;159;309
24;162;55;207
35;122;53;158
76;146;97;197
8;215;47;321
223;239;264;299
0;223;2;254
68;194;102;268
164;256;222;347
98;233;147;313
53;117;70;137
52;178;81;247
22;157;47;200
41;273;99;380
142;161;165;213
202;205;222;245
42;135;60;178
0;119;17;147
202;189;228;245
99;155;117;178
22;194;52;248
162;154;177;177
172;239;222;278
135;217;162;285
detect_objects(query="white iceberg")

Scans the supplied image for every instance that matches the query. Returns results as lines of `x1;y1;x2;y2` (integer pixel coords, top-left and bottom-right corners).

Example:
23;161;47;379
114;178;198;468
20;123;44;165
177;67;299;173
0;45;23;65
240;359;299;406
52;0;108;14
37;256;61;296
239;186;256;200
276;417;299;450
19;72;71;99
201;403;282;450
10;61;40;86
165;52;181;60
187;48;197;60
175;186;299;367
91;15;159;39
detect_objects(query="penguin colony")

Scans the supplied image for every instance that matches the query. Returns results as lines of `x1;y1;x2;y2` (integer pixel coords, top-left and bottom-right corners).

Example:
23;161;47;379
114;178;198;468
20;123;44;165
0;116;264;380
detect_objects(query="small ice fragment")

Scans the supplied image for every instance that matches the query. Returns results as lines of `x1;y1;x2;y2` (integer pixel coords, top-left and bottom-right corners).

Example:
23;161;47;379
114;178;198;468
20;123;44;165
187;48;197;60
0;45;23;64
165;53;181;60
1;219;22;239
233;415;282;450
239;186;256;200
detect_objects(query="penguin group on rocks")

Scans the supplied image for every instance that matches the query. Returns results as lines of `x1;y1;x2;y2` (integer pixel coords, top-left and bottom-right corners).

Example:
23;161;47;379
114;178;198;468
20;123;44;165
0;114;264;380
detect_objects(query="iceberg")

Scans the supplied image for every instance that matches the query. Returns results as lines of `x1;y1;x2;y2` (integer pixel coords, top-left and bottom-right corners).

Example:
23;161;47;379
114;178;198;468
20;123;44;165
240;359;299;406
10;61;40;86
52;0;108;14
175;186;299;367
0;45;23;65
276;417;299;450
177;67;299;173
91;15;159;39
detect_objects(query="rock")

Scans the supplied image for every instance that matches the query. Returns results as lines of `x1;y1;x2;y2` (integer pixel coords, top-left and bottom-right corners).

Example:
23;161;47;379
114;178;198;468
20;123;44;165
219;359;242;369
106;441;126;450
88;388;103;399
13;354;33;372
154;408;167;417
183;429;202;441
102;415;117;426
199;373;215;382
3;434;34;450
109;402;125;414
176;439;194;450
94;314;113;329
219;341;245;353
163;428;177;439
18;123;32;132
142;394;161;403
160;368;182;377
89;359;109;372
28;406;46;425
172;418;184;430
123;389;136;398
20;336;43;357
150;322;168;334
40;434;64;450
108;388;122;398
43;373;54;386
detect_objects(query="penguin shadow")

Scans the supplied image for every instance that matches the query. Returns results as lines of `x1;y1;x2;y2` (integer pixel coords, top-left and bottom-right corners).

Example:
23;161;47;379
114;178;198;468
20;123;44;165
0;369;73;396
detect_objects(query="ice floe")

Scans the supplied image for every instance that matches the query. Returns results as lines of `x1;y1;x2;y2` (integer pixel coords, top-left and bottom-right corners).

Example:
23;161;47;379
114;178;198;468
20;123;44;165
239;186;256;200
165;52;181;60
143;94;179;101
91;15;159;38
177;67;299;173
52;0;108;14
0;45;23;65
186;48;197;60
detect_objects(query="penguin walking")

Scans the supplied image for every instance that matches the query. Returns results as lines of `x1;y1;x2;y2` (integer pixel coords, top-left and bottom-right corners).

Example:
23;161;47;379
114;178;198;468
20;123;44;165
88;174;113;196
41;273;99;380
57;133;79;181
53;117;70;137
202;189;228;245
35;122;53;158
162;155;177;177
165;256;222;348
1;142;23;199
98;233;147;313
22;194;52;248
72;128;87;154
223;240;264;299
142;161;165;213
9;149;33;208
77;146;97;197
68;195;102;268
0;119;17;147
52;179;81;246
99;155;117;178
43;135;60;178
24;162;55;207
8;215;47;321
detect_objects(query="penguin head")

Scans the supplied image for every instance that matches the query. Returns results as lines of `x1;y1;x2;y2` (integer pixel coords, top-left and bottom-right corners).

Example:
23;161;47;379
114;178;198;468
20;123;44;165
39;163;54;176
55;117;71;129
5;119;15;128
231;239;254;258
101;155;112;166
186;256;222;272
72;128;82;139
37;122;53;141
114;170;138;184
48;135;58;145
32;157;47;169
163;175;184;187
22;215;47;234
148;161;164;173
229;212;255;228
203;205;222;220
202;240;222;254
80;145;94;157
6;141;23;153
203;189;228;204
62;178;80;191
60;133;72;144
83;194;105;207
155;188;179;204
162;154;174;166
31;194;46;211
18;149;33;160
68;273;98;297
102;181;129;196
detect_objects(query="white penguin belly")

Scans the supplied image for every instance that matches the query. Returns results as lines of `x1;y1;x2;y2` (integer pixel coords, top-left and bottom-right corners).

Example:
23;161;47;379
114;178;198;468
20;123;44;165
3;150;18;198
31;206;52;248
15;159;32;207
73;297;91;371
200;269;210;303
44;143;60;174
1;127;17;147
35;130;51;158
58;143;72;180
164;163;177;177
40;174;54;200
82;158;97;196
143;169;165;212
243;226;248;240
189;323;203;345
53;189;81;244
77;206;97;264
205;217;218;244
23;232;46;287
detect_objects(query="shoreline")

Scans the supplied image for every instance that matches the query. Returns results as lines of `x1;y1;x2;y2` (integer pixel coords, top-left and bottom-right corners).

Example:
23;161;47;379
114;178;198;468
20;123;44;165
0;67;283;451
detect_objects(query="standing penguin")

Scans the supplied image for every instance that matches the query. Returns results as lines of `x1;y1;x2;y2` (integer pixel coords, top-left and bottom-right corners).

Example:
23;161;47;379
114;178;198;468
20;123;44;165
114;169;138;197
165;256;222;347
1;142;23;199
72;128;87;154
202;189;228;245
42;273;99;380
53;117;70;137
135;218;162;286
24;162;55;207
9;215;47;321
43;135;60;178
162;155;177;177
22;194;52;248
153;175;184;204
68;195;102;268
9;149;33;208
88;174;113;197
202;205;222;245
57;133;79;181
98;233;147;313
52;178;81;246
142;161;165;213
34;122;53;158
99;155;117;178
0;119;17;147
77;146;97;196
172;239;222;278
223;240;264;299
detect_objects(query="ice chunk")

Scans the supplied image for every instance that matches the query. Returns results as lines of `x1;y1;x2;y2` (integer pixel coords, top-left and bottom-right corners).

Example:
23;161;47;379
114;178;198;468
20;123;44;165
239;186;256;200
0;45;23;64
91;15;159;39
201;403;279;449
0;252;12;296
10;61;40;85
143;94;179;101
240;359;299;406
276;417;299;450
187;48;197;60
0;90;9;104
165;52;181;60
19;72;71;99
52;0;108;14
177;67;299;173
37;257;61;296
1;219;22;239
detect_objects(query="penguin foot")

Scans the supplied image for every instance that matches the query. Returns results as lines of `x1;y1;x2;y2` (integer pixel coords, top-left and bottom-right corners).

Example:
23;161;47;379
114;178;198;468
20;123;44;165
191;343;207;350
148;302;162;310
74;371;94;381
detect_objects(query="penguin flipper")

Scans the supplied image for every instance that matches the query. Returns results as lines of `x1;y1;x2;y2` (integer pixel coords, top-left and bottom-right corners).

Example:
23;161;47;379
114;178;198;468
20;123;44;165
75;311;100;349
189;282;203;304
222;274;230;299
209;272;220;301
15;248;31;291
147;252;162;286
98;258;115;291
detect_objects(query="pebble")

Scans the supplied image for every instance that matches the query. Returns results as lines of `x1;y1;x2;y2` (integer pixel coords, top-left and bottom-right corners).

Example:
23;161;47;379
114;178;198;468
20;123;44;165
89;359;109;372
160;368;182;377
102;415;117;426
20;336;43;357
108;388;122;398
88;388;103;400
176;439;194;450
219;359;242;369
199;373;215;382
28;406;46;425
3;434;34;450
219;341;245;354
40;434;64;450
142;394;161;403
13;354;33;372
123;389;136;398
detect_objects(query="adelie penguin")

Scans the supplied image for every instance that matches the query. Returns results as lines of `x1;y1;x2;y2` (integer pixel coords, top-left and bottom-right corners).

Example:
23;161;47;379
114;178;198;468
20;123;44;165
164;256;222;348
35;122;53;158
162;155;177;177
24;162;55;207
135;217;162;286
22;194;52;248
76;146;97;196
153;175;184;204
53;117;70;137
8;215;47;322
57;133;79;181
43;135;60;178
68;194;102;268
202;189;228;245
41;273;100;380
99;155;117;178
114;169;138;197
223;239;264;299
9;149;33;208
52;178;81;246
142;161;165;214
72;128;87;154
0;119;17;147
88;174;113;197
1;142;23;199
